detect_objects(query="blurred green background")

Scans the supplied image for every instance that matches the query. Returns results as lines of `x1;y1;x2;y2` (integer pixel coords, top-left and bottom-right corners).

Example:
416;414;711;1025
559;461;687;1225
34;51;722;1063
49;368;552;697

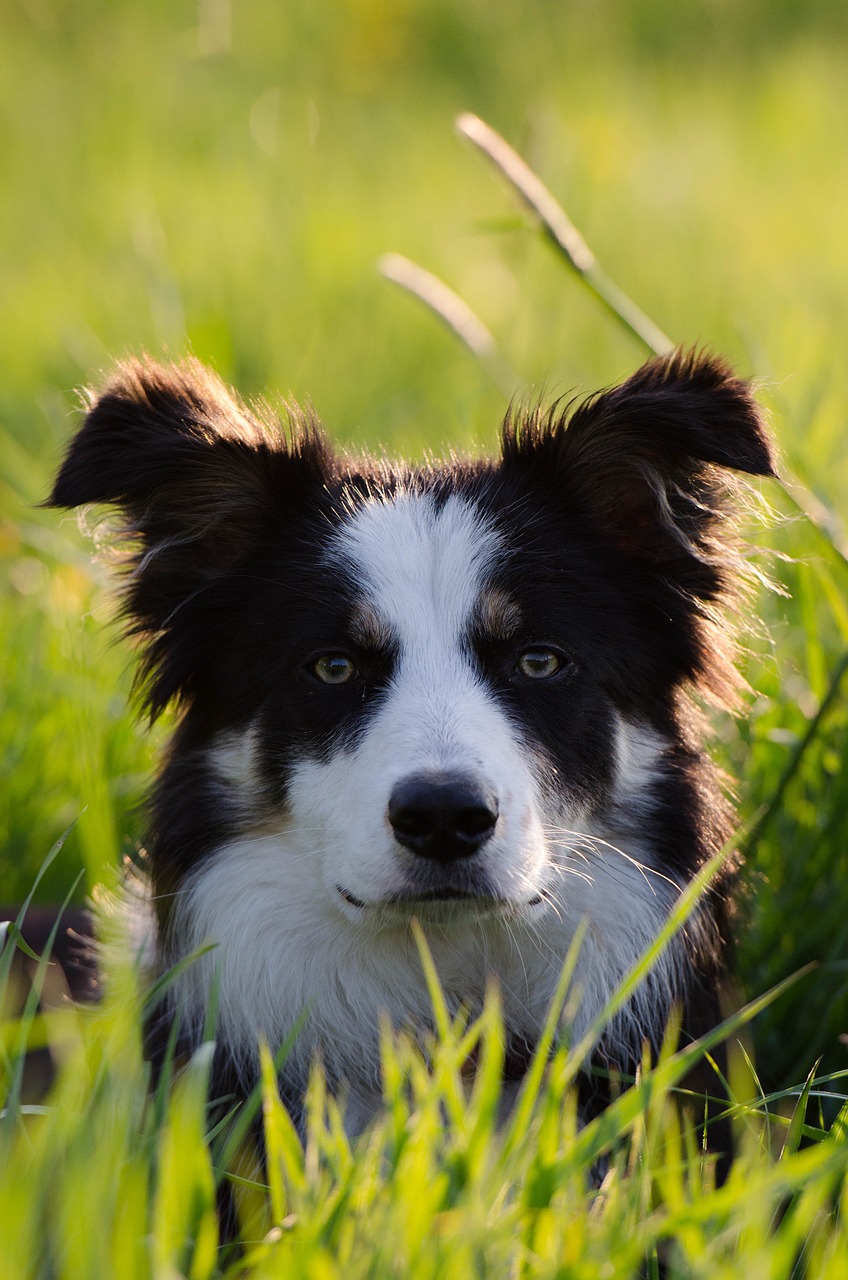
2;0;847;1095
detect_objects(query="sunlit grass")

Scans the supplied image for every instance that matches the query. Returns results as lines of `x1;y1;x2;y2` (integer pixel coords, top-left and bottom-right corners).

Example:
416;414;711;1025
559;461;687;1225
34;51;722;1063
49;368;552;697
3;0;848;1271
2;902;848;1279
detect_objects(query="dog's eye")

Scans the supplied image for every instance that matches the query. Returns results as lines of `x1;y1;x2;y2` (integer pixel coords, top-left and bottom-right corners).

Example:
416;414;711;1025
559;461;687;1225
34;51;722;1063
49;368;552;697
311;653;358;685
515;647;565;680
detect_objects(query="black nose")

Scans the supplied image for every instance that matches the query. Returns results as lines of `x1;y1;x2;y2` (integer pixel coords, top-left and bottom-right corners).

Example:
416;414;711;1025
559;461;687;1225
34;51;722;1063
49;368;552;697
388;772;500;862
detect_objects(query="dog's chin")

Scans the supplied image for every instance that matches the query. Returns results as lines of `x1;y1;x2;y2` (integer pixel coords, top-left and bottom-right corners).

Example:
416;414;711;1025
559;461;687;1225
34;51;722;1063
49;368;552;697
336;883;544;925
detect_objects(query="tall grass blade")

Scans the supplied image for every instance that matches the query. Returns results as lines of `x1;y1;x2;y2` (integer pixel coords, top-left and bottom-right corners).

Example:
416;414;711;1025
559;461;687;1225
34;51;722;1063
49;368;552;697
454;112;848;585
502;919;587;1157
1;869;84;1138
744;647;848;852
151;1040;219;1278
563;841;739;1093
215;1010;309;1185
780;1059;820;1159
568;965;813;1176
456;112;675;356
378;252;518;395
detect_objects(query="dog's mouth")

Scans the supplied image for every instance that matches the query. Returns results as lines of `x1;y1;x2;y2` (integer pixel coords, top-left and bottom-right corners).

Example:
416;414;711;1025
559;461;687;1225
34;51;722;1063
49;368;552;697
337;885;368;908
336;884;544;913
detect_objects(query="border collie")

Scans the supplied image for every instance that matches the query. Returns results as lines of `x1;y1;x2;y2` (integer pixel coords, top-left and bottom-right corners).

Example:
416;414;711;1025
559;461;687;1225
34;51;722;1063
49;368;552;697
48;348;775;1138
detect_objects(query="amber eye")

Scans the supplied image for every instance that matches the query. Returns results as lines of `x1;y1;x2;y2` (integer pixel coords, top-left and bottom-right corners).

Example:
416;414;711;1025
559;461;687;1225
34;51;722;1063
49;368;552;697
516;648;564;680
311;653;358;685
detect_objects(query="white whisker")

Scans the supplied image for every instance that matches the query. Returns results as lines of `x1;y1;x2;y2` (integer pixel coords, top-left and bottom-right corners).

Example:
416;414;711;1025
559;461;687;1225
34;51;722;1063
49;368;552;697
547;825;682;897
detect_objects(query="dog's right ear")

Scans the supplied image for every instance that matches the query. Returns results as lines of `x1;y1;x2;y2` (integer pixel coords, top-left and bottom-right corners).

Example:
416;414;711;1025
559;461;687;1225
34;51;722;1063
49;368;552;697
47;357;334;714
49;357;331;554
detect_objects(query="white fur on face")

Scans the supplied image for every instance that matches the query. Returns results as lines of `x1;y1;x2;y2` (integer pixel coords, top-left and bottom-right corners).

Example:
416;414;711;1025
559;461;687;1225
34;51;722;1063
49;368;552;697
167;489;681;1123
294;490;549;914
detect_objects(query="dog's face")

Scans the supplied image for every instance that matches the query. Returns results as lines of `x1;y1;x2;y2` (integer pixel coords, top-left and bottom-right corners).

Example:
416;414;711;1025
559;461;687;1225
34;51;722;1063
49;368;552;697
49;350;775;1092
230;482;632;930
281;490;553;923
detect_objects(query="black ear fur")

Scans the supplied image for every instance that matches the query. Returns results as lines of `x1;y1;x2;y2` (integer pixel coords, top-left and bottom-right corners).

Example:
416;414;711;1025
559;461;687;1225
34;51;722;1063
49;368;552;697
49;357;331;552
47;357;334;716
501;349;777;706
503;348;775;570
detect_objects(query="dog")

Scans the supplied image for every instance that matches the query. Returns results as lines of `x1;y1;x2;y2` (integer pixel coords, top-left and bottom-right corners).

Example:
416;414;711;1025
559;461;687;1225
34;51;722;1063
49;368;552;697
48;347;775;1143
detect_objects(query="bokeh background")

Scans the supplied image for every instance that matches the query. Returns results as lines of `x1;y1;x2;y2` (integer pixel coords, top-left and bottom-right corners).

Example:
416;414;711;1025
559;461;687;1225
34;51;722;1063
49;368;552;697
2;0;847;1099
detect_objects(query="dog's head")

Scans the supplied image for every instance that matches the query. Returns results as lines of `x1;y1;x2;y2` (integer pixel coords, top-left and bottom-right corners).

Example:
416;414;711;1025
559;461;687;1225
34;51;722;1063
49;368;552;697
49;351;774;940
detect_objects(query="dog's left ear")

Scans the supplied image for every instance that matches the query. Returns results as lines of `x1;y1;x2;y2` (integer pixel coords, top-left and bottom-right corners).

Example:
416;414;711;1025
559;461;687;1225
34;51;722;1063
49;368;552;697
503;348;776;577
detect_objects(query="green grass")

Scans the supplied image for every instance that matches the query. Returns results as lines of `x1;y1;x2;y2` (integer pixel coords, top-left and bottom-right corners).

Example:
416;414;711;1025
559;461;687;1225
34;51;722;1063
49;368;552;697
2;0;848;1271
2;906;848;1278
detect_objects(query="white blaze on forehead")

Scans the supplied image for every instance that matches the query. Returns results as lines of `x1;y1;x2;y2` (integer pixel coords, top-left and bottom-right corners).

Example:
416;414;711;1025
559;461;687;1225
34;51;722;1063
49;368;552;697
335;490;501;650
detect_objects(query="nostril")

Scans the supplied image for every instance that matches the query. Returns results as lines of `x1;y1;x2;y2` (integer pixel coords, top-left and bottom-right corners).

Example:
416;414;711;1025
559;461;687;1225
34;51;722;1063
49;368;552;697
389;801;434;841
456;802;499;840
388;772;499;862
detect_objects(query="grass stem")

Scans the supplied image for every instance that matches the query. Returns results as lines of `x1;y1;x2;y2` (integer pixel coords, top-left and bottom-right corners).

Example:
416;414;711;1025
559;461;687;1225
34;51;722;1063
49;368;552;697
378;252;519;397
455;112;675;357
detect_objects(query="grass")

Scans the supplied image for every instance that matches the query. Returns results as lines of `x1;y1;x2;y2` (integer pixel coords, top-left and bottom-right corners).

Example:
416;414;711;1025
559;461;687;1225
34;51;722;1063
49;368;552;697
2;0;848;1272
2;904;848;1278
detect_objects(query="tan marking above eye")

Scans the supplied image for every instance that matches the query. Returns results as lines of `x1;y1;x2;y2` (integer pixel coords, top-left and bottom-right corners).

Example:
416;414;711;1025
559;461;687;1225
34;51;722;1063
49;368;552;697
348;601;395;650
474;587;523;640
